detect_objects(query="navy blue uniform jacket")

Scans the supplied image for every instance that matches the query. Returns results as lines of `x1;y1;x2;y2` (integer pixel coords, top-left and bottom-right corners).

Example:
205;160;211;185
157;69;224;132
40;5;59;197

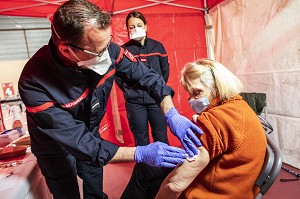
18;39;174;167
116;37;169;104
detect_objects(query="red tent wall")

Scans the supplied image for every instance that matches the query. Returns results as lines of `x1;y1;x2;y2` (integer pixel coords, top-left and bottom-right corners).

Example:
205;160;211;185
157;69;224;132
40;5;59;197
101;12;207;147
0;0;224;147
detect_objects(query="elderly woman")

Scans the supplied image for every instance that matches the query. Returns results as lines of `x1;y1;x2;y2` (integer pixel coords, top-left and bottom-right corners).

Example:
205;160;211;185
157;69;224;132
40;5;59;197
155;59;267;199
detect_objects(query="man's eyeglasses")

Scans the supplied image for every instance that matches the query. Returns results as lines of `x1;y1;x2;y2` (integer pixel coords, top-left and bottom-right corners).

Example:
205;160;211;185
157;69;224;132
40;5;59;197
66;35;112;57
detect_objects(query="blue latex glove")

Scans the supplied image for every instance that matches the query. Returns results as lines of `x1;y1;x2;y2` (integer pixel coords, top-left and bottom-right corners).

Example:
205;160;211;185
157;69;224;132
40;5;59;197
165;107;203;157
135;141;188;168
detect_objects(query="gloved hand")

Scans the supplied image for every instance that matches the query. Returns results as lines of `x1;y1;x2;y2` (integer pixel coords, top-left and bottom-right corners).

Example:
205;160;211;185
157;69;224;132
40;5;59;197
165;107;203;157
135;141;187;168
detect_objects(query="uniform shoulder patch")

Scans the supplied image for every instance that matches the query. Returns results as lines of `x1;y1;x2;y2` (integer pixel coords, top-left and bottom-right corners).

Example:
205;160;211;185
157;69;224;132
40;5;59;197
124;49;137;62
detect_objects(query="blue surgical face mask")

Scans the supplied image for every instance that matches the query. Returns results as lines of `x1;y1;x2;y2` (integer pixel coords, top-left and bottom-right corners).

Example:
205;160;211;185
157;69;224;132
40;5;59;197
189;96;210;113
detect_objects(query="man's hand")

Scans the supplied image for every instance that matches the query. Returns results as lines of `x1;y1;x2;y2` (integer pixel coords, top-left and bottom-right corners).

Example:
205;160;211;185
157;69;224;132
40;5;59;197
135;142;188;168
165;107;202;157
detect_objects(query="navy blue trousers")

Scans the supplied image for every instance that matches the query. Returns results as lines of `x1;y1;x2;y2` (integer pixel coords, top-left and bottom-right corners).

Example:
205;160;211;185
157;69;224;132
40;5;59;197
121;163;173;199
126;102;169;146
37;154;108;199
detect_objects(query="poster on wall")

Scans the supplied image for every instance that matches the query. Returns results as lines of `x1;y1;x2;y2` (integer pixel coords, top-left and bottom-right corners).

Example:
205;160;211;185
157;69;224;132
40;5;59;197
2;82;15;98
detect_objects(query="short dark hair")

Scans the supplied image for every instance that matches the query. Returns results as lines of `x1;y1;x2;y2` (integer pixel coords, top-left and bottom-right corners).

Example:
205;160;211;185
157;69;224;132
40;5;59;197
52;0;111;45
125;10;147;28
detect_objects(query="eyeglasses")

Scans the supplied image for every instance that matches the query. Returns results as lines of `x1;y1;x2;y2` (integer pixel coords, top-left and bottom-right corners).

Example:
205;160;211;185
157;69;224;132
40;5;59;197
66;35;112;57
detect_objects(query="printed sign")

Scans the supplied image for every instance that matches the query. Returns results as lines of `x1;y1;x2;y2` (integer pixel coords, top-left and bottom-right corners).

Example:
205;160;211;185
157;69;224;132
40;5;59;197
2;82;15;98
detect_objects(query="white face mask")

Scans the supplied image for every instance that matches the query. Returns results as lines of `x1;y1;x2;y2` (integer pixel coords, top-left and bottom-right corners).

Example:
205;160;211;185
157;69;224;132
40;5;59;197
129;27;146;41
189;96;210;113
77;49;112;75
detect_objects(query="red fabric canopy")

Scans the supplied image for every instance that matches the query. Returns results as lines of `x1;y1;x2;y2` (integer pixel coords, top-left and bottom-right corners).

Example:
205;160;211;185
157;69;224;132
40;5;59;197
0;0;223;18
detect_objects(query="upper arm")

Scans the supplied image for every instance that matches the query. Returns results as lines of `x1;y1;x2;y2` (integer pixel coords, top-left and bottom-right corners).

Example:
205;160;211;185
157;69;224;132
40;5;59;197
155;146;210;199
117;51;174;105
19;80;119;166
159;45;169;82
160;56;169;82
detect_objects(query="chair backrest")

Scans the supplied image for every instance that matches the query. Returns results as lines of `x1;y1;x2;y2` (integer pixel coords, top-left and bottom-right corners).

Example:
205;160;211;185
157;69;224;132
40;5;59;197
240;92;282;198
255;132;282;199
240;92;266;115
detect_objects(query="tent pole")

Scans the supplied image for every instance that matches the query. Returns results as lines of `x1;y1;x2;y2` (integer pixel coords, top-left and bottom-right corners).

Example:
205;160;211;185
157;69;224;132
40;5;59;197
113;0;175;15
112;0;206;15
146;0;205;11
203;0;215;60
0;0;65;14
22;29;30;59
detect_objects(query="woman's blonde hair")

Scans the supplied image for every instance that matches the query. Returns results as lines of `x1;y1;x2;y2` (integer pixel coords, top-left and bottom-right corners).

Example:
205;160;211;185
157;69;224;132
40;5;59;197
181;59;243;101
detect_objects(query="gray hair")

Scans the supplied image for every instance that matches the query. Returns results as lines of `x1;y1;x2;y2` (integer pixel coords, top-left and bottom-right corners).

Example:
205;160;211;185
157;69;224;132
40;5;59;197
52;0;111;45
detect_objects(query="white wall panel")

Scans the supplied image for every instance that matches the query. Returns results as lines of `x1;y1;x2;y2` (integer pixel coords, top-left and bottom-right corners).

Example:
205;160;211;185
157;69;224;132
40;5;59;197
211;0;300;168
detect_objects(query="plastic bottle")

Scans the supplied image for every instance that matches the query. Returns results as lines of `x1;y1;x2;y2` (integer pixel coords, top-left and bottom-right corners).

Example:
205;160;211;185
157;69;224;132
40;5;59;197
11;105;25;136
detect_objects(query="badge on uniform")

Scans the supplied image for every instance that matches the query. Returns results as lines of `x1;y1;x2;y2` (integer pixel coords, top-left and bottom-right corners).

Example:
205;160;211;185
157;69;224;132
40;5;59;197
124;49;137;62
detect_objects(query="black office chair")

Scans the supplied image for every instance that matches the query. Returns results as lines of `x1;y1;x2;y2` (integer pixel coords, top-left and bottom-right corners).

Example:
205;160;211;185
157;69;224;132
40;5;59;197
240;92;282;199
255;123;282;199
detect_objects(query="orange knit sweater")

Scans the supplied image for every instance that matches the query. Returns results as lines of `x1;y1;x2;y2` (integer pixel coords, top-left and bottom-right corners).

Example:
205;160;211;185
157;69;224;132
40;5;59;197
179;95;267;199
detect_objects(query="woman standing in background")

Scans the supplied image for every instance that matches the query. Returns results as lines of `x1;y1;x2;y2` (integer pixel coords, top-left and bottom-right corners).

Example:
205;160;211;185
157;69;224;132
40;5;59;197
116;10;170;146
